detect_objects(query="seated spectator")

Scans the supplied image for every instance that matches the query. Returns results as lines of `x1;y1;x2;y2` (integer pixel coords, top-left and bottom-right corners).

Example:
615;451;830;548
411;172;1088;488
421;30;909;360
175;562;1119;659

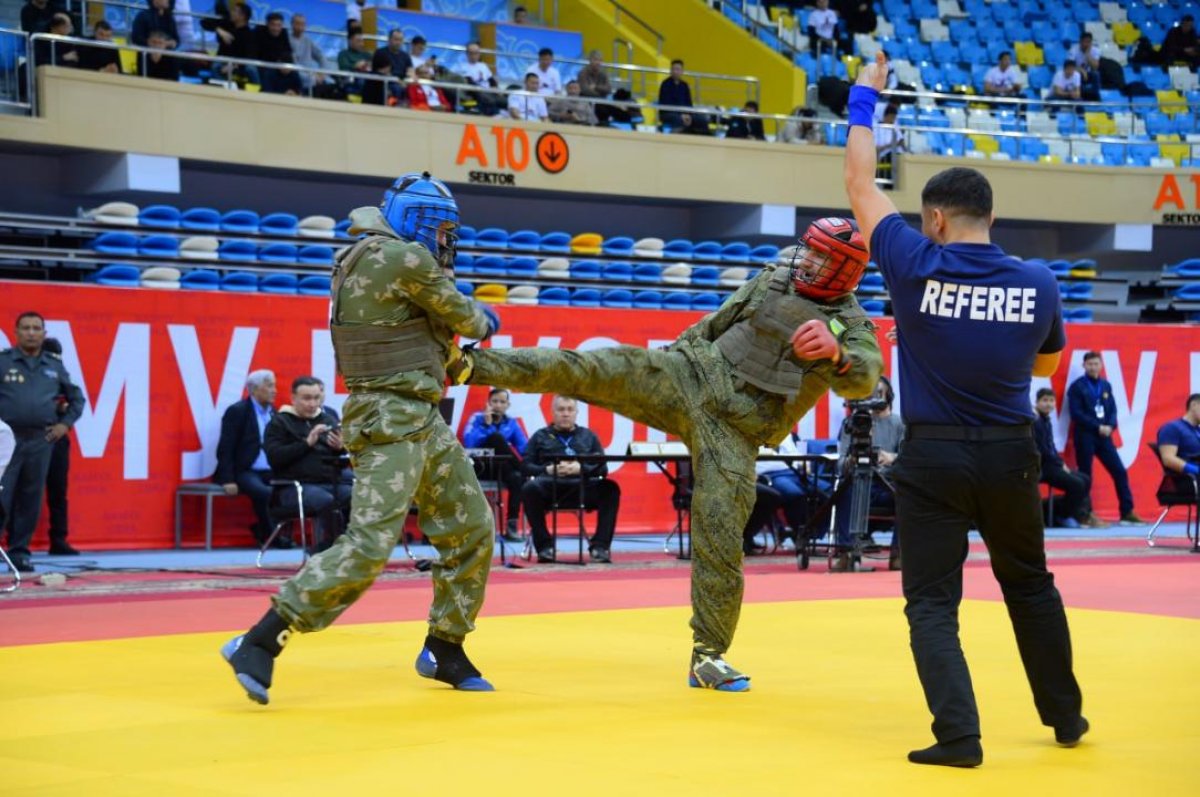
263;376;351;551
214;370;286;547
577;50;610;100
743;482;783;555
34;13;78;67
1068;32;1101;99
143;29;180;80
377;28;413;103
528;47;562;95
255;11;300;95
875;103;906;178
1034;388;1103;528
1128;34;1162;67
508;72;549;121
1156;393;1200;494
1163;14;1200;67
410;35;429;69
836;0;876;37
288;12;329;91
658;58;710;134
549;80;598;125
338;30;372;76
361;47;392;106
984;51;1021;97
407;62;451;110
215;2;256;84
513;5;528;25
724;100;765;140
20;0;60;35
174;0;197;51
779;106;825;145
833;377;901;571
456;41;499;115
807;0;840;56
462;388;528;542
757;432;821;544
345;0;373;26
1050;60;1082;101
78;20;122;73
132;0;179;49
521;396;620;563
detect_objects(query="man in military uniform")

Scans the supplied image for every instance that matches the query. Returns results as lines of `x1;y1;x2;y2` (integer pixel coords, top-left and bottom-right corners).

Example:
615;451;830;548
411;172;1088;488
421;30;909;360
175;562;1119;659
0;312;85;573
223;173;500;704
449;218;883;691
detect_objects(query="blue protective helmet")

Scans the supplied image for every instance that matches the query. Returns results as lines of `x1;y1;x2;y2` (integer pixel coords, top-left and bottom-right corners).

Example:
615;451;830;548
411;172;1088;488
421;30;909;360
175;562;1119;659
380;171;459;267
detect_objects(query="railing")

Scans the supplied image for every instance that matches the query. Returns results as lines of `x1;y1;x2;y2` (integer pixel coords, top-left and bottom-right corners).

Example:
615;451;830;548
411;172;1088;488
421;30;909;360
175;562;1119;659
708;0;807;64
607;0;665;56
0;27;32;114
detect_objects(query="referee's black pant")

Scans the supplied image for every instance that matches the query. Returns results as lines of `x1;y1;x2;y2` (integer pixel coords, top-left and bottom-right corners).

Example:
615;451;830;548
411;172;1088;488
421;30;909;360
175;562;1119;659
890;427;1083;743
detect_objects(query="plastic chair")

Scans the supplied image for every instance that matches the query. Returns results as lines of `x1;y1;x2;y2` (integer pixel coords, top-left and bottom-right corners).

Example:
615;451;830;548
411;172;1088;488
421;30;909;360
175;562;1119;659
506;230;541;251
454;253;475;274
663;291;693;310
217;240;257;262
138;204;181;229
692;241;723;261
181;207;221;232
601;236;635;256
720;242;751;263
456;280;475;297
180;269;221;290
633;264;663;283
473;256;507;276
569;232;602;254
140;266;181;290
221;271;259;292
601;261;633;282
663;239;694;258
259;273;298;294
258;243;298;264
137;235;180;258
89;263;141;287
476;227;509;250
220;210;260;234
298;245;334;265
334;219;352;239
601;289;633;308
538;286;571;306
87;232;139;256
570;288;602;307
506;257;539;278
569;260;603;280
632;290;664;309
457;225;477;248
259;213;299;236
691;292;722;312
298;275;332;296
750;244;779;263
539;231;571;253
691;266;721;287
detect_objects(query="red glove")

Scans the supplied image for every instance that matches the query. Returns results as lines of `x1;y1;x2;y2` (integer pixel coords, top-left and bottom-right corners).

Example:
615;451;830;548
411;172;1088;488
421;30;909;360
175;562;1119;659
791;319;841;362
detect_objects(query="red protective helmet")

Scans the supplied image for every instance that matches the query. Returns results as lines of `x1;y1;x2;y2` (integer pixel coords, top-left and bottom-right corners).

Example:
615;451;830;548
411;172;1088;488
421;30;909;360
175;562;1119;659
788;217;868;299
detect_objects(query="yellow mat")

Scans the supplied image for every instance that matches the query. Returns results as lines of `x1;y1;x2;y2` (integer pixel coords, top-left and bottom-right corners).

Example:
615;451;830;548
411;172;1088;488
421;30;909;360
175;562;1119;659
3;599;1198;796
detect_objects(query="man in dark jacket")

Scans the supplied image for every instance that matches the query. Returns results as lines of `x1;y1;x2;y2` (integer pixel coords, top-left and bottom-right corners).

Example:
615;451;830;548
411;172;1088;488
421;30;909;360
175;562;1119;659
131;0;179;48
658;58;710;134
78;20;123;73
1164;14;1200;67
214;369;280;545
1067;351;1142;524
263;376;350;550
20;0;61;34
255;11;300;94
1034;388;1103;528
520;395;620;563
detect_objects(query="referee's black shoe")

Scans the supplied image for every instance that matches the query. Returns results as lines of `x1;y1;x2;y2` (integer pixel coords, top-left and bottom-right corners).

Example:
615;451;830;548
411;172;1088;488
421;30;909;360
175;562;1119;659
1055;716;1090;747
908;736;983;768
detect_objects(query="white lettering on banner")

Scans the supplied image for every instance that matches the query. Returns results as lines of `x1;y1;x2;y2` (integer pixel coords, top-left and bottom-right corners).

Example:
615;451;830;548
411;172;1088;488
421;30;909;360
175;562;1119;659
310;330;347;416
1029;376;1073;451
577;336;629;473
918;280;1037;323
50;322;151;479
1063;349;1157;467
1192;352;1200;395
169;325;259;480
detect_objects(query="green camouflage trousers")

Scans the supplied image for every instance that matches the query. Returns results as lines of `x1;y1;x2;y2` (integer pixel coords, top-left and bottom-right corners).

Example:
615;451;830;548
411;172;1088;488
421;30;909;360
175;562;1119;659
274;393;494;644
473;343;783;655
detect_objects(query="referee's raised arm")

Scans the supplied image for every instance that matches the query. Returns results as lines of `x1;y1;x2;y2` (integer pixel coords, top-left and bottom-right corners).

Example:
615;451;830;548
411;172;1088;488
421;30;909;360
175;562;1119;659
843;52;900;251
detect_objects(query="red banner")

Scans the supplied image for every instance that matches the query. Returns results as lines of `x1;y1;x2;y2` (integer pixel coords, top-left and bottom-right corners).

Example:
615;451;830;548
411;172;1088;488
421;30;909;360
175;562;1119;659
1;281;1197;550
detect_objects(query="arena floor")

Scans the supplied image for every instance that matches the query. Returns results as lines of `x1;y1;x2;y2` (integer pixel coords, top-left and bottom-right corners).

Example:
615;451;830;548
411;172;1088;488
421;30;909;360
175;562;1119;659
3;528;1198;796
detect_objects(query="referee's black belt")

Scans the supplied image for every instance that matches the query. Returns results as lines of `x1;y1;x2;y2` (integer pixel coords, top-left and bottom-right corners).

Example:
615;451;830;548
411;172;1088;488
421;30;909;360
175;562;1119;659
905;424;1032;442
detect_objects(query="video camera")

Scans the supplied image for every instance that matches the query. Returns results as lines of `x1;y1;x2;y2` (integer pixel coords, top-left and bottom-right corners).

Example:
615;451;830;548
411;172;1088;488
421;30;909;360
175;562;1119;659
842;397;888;465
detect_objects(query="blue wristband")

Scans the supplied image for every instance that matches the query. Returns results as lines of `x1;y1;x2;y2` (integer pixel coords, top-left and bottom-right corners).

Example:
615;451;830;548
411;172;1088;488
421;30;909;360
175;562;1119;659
1184;462;1199;477
848;85;879;130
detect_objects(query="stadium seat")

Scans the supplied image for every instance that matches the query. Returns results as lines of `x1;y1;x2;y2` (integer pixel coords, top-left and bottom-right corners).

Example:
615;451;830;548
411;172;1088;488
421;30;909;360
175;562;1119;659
180;207;221;231
259;213;299;236
181;269;221;290
691;266;720;287
861;299;886;317
858;273;886;294
220;271;259;292
663;239;694;258
570;288;602;307
297;245;334;265
601;261;633;281
89;263;141;287
539;231;571;253
457;225;477;248
569;232;602;254
217;240;256;262
538;287;571;306
259;243;298;264
259;273;298;294
1169;66;1200;93
506;257;539;278
1175;283;1200;301
663;292;693;311
86;201;139;226
1157;89;1188;116
454;253;475;274
720;242;751;263
1046;260;1072;276
537;257;569;278
177;236;217;260
1141;69;1170;92
474;283;508;304
220;210;260;234
633;263;663;283
750;244;779;263
298;215;336;238
506;230;541;251
87;232;139;256
1168;259;1200;278
508;285;538;305
334;219;352;239
138;205;181;229
569;260;602;280
473;256;507;277
1019;137;1050;161
601;289;634;309
719;266;749;287
297;274;331;297
456;280;474;297
1063;282;1094;300
692;241;722;261
477;227;510;250
691;292;722;312
140;266;182;290
1085;112;1117;136
1064;308;1094;322
633;237;665;258
601;236;636;256
633;290;664;309
137;235;179;258
662;263;692;285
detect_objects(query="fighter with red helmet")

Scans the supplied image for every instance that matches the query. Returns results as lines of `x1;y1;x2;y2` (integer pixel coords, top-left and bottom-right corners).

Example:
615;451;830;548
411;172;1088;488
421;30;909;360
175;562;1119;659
448;218;882;692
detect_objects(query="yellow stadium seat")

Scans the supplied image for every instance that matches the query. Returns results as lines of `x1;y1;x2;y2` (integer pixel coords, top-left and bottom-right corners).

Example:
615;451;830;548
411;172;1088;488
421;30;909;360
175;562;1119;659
1014;41;1044;66
768;6;784;22
119;48;137;75
1157;90;1187;116
969;134;999;154
1070;264;1097;277
1085;112;1117;136
473;284;508;304
1040;154;1063;164
570;232;603;255
1156;133;1182;142
1112;21;1140;47
843;55;862;80
1159;142;1190;166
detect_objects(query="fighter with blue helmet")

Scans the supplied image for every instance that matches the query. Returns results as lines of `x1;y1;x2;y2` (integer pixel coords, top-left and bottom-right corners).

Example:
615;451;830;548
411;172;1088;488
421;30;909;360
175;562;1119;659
222;172;501;703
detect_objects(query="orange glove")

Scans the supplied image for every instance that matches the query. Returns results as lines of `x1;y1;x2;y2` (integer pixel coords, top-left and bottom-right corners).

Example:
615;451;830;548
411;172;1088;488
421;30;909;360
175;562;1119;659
791;319;841;362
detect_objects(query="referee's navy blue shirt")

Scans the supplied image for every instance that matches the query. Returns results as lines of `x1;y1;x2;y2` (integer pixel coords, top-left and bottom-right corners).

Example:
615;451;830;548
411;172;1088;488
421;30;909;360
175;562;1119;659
1157;418;1200;462
872;214;1066;426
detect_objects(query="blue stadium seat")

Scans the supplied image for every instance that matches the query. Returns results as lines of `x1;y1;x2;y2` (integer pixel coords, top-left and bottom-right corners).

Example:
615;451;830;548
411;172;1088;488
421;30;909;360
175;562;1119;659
921;64;946;90
539;231;571;253
633;264;663;283
750;244;779;263
1057;114;1082;135
1130;142;1160;166
260;213;298;236
601;261;633;281
1064;308;1094;322
538;287;571;306
454;253;475;274
719;242;751;263
475;227;509;249
1174;114;1196;136
1168;258;1200;277
1063;282;1094;300
334;219;352;239
570;288;602;307
861;299;886;317
221;271;259;292
506;230;541;251
1046;260;1072;276
217;240;256;262
692;241;722;261
507;257;539;278
691;266;720;287
220;210;260;234
931;41;959;64
298;245;334;265
1140;67;1170;91
691;292;722;312
1145;111;1173;136
569;260;602;280
858;273;886;294
663;291;693;310
137;235;179;258
259;243;298;264
180;207;220;231
88;232;139;256
601;236;635;256
88;263;141;287
259;273;298;294
663;239;694;258
180;269;220;290
602;289;633;308
1019;137;1050;161
457;225;477;248
297;275;331;296
1100;142;1127;166
1026;65;1052;90
139;205;181;229
456;280;474;297
633;290;664;309
474;256;507;276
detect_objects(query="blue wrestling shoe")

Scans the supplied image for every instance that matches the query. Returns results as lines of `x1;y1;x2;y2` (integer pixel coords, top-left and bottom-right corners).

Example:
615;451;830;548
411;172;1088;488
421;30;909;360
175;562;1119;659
416;635;494;691
221;634;273;705
688;651;751;692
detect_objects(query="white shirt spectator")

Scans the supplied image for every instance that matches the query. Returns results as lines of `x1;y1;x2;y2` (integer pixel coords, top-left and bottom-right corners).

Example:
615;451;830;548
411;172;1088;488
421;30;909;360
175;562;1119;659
984;64;1021;91
1051;69;1081;94
809;8;838;40
458;59;494;87
174;0;196;50
755;433;806;477
528;62;562;95
508;91;548;120
346;0;374;23
875;123;904;157
421;83;444;108
1068;43;1099;69
411;52;427;69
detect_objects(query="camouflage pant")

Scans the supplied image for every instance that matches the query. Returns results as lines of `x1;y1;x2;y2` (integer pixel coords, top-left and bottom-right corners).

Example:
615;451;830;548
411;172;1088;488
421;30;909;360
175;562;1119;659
275;393;494;644
473;344;778;655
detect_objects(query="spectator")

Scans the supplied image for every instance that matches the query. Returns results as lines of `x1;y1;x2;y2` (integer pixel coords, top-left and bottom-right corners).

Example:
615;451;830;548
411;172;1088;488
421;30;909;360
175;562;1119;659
78;20;122;73
508;72;549;121
807;0;840;56
34;13;78;67
1034;388;1103;528
1155;393;1200;487
521;396;620;563
337;30;372;75
549;79;597;125
657;58;710;134
576;50;610;99
214;369;285;548
410;35;429;69
1050;60;1081;101
835;0;877;36
1067;351;1143;525
513;5;528;24
407;62;451;110
1163;14;1200;67
37;337;79;555
263;376;350;552
174;0;197;51
984;51;1021;97
756;432;821;545
255;11;300;94
462;387;528;542
1128;34;1162;67
289;13;329;90
20;0;59;35
131;0;179;49
1067;32;1100;98
379;29;414;81
832;376;902;571
215;2;256;83
456;41;499;115
875;103;906;178
528;47;562;95
345;0;373;26
0;312;84;573
724;99;765;140
143;29;180;80
361;46;392;105
779;106;825;144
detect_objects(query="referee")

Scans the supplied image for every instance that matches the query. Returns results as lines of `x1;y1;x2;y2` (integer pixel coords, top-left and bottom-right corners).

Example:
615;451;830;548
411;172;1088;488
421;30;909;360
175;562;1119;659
842;52;1087;767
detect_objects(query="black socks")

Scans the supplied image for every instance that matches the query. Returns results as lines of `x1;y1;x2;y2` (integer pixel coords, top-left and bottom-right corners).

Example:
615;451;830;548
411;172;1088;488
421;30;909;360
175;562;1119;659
423;634;482;687
245;608;291;657
907;736;984;768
